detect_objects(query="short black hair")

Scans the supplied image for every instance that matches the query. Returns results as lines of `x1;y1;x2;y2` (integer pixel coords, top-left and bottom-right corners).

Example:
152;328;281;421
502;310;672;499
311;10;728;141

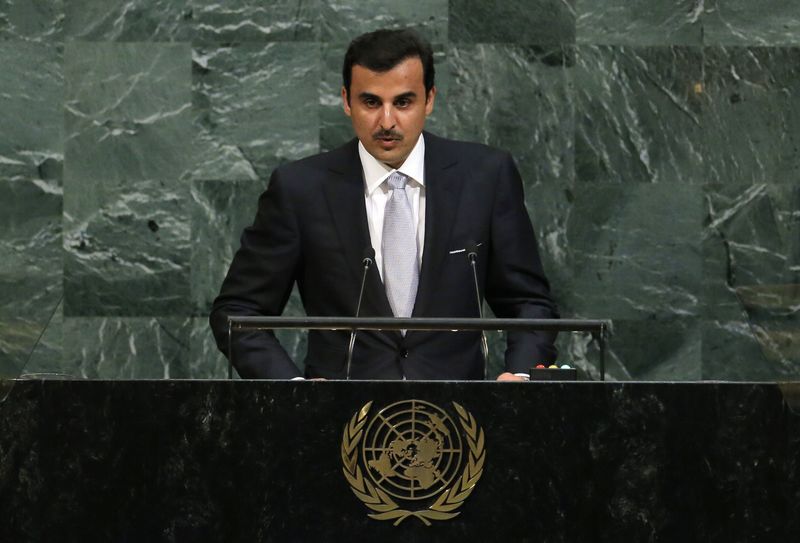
342;28;435;102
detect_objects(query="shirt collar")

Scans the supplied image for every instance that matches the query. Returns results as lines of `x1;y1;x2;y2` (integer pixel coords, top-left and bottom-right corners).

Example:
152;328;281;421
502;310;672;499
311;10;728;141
359;133;426;196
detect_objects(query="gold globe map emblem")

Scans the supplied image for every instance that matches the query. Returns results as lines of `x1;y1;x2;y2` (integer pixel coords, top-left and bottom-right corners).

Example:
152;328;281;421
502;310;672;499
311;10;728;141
341;400;486;525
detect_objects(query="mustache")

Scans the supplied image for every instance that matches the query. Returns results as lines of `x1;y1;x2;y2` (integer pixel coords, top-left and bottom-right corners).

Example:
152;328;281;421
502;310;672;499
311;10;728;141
372;129;402;141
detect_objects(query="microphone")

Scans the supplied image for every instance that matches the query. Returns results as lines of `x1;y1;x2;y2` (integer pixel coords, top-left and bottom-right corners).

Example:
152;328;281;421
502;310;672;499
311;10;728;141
466;240;489;380
345;247;375;380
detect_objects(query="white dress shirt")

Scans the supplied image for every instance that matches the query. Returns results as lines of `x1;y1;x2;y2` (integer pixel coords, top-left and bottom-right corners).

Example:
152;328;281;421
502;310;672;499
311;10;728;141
359;134;426;280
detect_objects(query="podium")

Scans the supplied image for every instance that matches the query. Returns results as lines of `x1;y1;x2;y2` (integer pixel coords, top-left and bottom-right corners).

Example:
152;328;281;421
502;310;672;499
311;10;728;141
1;379;798;542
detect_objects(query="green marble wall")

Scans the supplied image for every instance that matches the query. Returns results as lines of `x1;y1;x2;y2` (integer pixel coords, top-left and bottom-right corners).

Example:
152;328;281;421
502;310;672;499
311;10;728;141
1;1;798;380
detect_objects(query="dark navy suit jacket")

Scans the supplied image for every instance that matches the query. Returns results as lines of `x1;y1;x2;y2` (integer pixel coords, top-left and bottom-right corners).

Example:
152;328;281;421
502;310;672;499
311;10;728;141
210;132;559;379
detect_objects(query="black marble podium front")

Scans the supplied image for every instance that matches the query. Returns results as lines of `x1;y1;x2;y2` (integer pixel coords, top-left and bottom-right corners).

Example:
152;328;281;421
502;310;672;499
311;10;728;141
1;380;798;542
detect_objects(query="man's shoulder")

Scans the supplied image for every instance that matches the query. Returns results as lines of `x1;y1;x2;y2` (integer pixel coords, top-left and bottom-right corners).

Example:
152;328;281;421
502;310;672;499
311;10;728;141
424;132;511;163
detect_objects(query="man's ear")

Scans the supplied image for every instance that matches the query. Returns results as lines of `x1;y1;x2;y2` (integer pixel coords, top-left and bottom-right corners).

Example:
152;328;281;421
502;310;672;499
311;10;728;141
341;86;352;117
425;86;437;116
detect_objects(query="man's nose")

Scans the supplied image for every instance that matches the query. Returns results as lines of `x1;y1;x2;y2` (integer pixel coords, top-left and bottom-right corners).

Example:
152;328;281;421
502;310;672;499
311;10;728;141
379;105;396;129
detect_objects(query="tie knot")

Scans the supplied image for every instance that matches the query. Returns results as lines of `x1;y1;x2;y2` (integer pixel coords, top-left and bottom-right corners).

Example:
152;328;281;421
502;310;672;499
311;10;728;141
386;172;408;191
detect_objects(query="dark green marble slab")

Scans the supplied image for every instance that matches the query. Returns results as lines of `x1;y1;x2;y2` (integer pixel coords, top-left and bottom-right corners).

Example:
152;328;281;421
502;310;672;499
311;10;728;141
566;184;702;319
16;303;63;378
64;42;192;185
63;178;190;316
575;0;703;45
703;0;800;45
449;0;575;44
576;1;800;47
0;40;61;376
442;44;574;188
0;42;62;182
63;42;192;316
0;180;62;378
64;0;191;41
702;47;800;184
606;318;702;380
0;0;62;41
703;183;799;314
193;0;321;42
22;315;232;379
191;43;320;181
702;319;799;380
575;45;705;183
701;182;799;378
61;317;192;378
319;0;448;42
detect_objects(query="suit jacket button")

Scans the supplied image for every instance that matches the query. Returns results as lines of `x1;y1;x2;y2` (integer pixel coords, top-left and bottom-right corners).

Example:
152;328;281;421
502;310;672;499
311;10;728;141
400;348;408;358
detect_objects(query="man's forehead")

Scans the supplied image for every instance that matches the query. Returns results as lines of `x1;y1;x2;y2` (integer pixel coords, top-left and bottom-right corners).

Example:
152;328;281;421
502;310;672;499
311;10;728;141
350;57;425;89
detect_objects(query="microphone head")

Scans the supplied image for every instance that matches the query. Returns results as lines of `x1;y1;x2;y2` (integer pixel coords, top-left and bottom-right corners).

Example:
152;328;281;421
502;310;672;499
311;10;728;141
466;239;479;260
362;246;376;266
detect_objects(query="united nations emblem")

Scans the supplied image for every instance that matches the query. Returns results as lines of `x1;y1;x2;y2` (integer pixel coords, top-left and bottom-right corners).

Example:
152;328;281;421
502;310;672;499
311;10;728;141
341;400;485;525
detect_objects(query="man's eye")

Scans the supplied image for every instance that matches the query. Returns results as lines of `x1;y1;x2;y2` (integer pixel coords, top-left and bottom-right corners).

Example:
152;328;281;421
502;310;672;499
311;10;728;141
364;98;379;107
395;99;411;108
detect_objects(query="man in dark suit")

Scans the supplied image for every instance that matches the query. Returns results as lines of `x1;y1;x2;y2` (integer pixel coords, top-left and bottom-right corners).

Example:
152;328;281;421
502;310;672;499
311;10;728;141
210;29;558;380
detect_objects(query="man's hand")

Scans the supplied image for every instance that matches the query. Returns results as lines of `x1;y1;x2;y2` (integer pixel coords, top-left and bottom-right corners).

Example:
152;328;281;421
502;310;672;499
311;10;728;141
496;372;527;382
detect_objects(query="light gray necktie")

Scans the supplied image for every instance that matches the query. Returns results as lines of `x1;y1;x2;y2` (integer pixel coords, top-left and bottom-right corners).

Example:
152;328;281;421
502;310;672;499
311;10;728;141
382;172;418;318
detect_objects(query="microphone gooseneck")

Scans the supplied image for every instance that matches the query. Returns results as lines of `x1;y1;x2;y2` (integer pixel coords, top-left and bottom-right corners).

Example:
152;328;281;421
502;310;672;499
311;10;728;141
346;247;375;380
466;240;489;380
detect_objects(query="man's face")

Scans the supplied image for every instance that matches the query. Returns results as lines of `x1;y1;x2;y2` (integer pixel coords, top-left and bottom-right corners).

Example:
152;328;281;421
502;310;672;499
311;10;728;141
342;56;436;168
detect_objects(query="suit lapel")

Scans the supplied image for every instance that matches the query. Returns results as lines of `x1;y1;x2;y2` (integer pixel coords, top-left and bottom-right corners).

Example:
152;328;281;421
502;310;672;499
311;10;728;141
321;139;395;321
412;133;465;319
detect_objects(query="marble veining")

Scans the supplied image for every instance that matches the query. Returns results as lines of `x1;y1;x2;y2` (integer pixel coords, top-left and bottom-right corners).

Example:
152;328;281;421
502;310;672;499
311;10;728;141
0;0;63;41
443;44;574;187
0;180;62;378
450;0;575;45
703;0;800;45
0;1;797;379
63;0;190;41
193;0;321;42
0;42;63;182
191;43;320;181
320;0;448;42
702;47;800;185
574;45;705;184
576;0;703;45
